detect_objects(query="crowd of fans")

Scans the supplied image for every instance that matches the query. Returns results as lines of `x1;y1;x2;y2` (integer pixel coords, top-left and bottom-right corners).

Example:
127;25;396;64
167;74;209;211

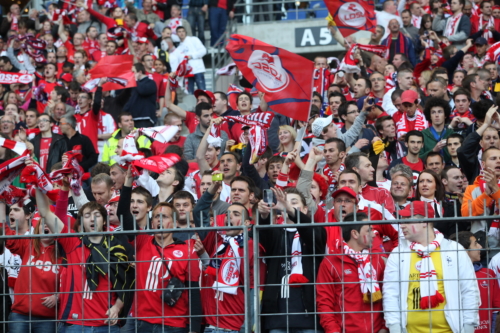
1;0;500;332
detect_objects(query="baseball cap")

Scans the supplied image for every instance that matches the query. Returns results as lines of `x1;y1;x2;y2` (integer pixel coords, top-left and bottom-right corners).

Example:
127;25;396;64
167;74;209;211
60;73;73;82
311;115;333;138
194;89;215;106
401;90;419;105
475;37;488;46
398;201;435;218
332;187;359;204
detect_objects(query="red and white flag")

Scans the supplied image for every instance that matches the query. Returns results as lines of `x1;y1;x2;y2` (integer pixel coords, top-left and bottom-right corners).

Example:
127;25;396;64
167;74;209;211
226;34;314;122
325;0;377;38
175;57;193;77
0;71;33;85
86;55;136;91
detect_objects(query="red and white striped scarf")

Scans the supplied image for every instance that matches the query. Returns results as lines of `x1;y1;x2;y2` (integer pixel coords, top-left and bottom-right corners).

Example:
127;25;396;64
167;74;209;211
20;161;57;201
479;14;494;41
50;149;84;196
206;234;242;296
323;163;345;192
394;110;429;139
343;241;382;303
409;230;445;309
340;44;388;73
0;139;29;195
444;13;463;37
168;17;183;34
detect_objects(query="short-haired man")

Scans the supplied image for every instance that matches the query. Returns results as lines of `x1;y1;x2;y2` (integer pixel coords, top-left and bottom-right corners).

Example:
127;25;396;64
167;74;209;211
157;164;185;202
317;212;385;333
102;112;151;165
389;130;425;182
172;190;197;240
432;0;471;48
449;89;474;137
381;19;417;66
375;116;407;165
420;97;453;162
427;77;455;110
109;164;126;191
322;138;347;191
462;147;500;250
382;69;415;116
196;170;230;215
463;73;489;103
425;152;445;175
74;86;102;152
384;201;479;333
91;173;114;206
390;172;413;210
30;113;67;172
218;152;241;202
229;175;255;211
345;152;396;214
60;114;99;172
450;231;500;333
393;90;429;140
184;102;228;162
446;133;464;167
123;63;157;128
338;101;376;148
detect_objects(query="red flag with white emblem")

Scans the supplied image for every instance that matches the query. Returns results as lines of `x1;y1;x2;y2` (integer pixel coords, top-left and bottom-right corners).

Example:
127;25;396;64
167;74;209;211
325;0;377;38
226;35;314;122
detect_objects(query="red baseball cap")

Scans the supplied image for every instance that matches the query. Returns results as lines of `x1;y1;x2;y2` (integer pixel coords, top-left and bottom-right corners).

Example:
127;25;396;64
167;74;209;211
401;90;419;105
60;73;73;82
194;89;215;106
398;201;435;218
332;187;358;203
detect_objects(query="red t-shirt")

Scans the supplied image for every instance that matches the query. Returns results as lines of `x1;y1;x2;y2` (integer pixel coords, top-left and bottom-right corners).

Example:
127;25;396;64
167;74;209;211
476;267;500;333
76;110;99;152
5;228;60;319
64;40;75;63
134;235;200;326
151;136;186;155
58;225;117;326
147;72;166;99
39;137;52;170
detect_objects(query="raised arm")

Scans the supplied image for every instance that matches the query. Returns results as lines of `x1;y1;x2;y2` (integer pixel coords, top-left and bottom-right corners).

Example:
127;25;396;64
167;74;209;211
35;188;65;234
164;77;187;119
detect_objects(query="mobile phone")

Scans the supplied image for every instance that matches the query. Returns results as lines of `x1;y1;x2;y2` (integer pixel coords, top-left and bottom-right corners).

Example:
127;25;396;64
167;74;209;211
337;71;345;78
212;173;223;181
263;189;276;205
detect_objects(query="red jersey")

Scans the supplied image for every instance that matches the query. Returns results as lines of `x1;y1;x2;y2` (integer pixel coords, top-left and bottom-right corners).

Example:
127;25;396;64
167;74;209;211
39;137;52;170
58;225;118;326
201;232;264;331
361;184;395;214
5;228;60;319
185;111;198;133
36;80;60;113
147;72;166;99
82;38;99;55
76;110;99;152
151;136;186;155
475;267;500;333
316;251;385;333
134;235;200;326
64;40;75;63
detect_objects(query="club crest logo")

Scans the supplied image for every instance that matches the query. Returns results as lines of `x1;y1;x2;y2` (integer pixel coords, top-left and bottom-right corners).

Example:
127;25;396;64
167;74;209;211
337;2;367;28
248;50;289;93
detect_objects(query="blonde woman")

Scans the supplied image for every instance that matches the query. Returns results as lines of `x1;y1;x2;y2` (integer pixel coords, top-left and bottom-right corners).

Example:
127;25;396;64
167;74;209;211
277;125;297;155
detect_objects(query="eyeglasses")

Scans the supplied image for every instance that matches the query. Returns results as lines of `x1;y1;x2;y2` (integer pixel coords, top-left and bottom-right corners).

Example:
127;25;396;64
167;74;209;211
334;198;355;204
346;110;359;115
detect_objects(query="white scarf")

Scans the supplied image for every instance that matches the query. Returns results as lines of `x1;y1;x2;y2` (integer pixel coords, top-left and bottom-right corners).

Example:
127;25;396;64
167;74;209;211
409;230;445;309
479;14;494;40
281;228;308;298
211;235;241;296
420;196;442;217
444;13;463;37
343;241;382;303
412;15;422;29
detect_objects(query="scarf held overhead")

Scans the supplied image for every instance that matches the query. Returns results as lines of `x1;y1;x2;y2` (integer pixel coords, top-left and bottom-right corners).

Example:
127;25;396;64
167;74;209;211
340;44;388;73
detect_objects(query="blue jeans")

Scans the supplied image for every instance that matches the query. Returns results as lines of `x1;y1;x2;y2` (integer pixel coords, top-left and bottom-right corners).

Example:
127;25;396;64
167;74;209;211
135;320;186;333
64;324;120;333
8;312;56;333
269;328;316;333
209;7;228;46
187;73;206;93
120;318;137;333
187;7;205;45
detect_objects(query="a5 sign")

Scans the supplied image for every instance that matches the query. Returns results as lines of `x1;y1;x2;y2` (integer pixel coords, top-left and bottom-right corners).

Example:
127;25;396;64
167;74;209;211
295;27;338;47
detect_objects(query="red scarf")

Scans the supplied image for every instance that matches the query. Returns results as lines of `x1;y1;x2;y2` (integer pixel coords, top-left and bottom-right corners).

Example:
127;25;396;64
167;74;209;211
20;161;58;201
394;109;429;139
450;108;475;129
50;149;84;196
445;13;463;37
386;32;408;60
323;163;345;192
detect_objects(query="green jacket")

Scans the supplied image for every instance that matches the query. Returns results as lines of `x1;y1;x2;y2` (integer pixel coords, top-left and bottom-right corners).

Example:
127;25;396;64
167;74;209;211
102;128;151;165
419;126;454;162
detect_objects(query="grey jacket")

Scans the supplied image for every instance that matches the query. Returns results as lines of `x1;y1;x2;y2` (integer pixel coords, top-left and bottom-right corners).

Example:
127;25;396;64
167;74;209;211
184;124;228;160
432;13;471;47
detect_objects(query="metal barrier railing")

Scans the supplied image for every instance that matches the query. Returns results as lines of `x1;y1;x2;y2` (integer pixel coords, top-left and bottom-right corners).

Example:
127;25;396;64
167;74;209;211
0;204;499;333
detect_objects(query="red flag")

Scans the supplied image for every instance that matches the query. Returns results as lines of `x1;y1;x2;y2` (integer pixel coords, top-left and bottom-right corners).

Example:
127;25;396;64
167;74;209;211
226;34;314;122
325;0;377;38
87;55;137;91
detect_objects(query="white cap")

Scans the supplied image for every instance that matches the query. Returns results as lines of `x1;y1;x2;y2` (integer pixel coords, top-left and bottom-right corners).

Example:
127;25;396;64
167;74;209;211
311;115;333;138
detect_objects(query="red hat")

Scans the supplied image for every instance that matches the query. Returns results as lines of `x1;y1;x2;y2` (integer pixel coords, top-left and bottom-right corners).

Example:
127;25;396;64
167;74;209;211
194;89;215;106
401;90;419;104
108;191;120;204
332;186;358;203
398;201;435;218
60;73;73;82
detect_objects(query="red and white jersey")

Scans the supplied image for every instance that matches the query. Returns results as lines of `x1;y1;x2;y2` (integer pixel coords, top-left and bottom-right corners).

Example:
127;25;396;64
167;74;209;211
76;110;99;152
147;72;166;100
219;182;232;203
58;225;118;326
97;111;117;153
475;267;500;333
361;184;396;214
134;235;200;326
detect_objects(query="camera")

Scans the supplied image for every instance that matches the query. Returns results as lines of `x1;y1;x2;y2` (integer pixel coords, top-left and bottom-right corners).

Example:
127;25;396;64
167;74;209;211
212;173;223;181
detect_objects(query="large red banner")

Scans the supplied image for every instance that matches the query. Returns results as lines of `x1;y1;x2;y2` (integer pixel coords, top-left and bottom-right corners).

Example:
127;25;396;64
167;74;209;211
0;71;32;85
226;34;314;122
325;0;377;38
87;55;136;91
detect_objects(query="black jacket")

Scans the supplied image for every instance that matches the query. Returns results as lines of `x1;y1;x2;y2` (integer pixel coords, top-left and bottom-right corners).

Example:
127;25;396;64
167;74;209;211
63;132;98;172
30;133;68;172
259;211;326;319
457;131;482;183
122;76;157;124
